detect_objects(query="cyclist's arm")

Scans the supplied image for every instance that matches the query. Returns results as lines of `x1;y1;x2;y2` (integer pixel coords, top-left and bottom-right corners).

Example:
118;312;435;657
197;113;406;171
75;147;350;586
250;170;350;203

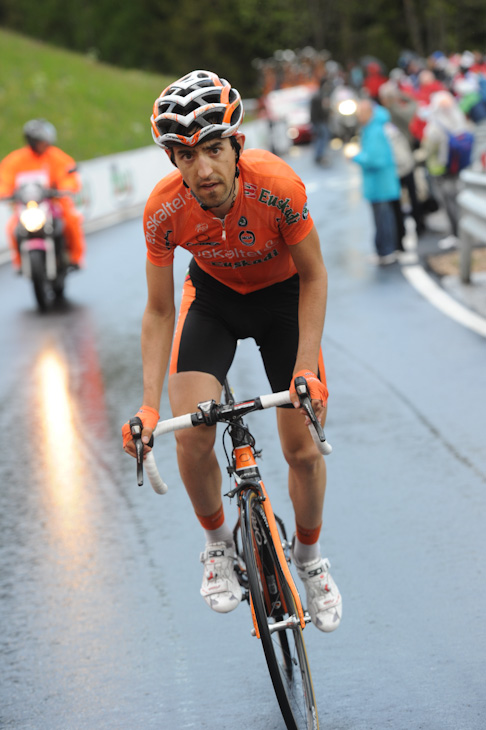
125;260;176;456
289;224;328;418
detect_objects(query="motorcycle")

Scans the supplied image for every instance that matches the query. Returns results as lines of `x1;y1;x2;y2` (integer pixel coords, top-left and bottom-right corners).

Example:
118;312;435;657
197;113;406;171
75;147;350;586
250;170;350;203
329;85;360;143
8;179;73;311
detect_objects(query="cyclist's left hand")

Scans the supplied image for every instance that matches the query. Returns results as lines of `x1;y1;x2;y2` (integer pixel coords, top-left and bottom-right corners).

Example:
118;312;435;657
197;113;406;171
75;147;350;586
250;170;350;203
289;369;328;423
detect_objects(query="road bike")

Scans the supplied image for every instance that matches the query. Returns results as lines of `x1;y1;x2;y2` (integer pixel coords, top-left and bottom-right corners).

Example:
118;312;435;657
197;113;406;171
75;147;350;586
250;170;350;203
130;376;332;730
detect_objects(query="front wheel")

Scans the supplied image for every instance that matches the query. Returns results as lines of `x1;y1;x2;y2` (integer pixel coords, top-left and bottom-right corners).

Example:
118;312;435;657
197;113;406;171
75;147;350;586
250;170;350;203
240;488;319;730
29;249;52;311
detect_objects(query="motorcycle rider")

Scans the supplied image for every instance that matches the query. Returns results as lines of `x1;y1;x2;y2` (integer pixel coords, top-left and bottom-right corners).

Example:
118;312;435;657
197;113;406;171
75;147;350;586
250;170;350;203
0;119;86;270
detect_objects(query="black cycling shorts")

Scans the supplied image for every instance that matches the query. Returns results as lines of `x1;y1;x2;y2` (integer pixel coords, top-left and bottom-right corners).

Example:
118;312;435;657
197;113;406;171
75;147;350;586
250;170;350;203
169;258;304;394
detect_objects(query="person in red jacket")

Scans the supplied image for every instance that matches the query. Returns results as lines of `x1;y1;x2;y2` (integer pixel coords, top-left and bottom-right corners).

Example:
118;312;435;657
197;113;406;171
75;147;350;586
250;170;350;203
363;61;388;101
0;119;86;269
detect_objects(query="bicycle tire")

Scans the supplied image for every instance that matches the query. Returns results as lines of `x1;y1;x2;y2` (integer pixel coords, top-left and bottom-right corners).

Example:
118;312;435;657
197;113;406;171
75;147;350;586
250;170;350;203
240;488;319;730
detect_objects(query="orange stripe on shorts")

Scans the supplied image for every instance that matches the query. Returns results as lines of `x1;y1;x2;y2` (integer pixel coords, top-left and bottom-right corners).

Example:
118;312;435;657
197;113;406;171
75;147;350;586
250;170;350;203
169;274;196;376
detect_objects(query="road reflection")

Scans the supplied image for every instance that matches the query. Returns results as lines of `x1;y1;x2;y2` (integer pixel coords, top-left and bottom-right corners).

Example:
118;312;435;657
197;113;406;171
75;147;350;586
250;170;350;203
28;307;112;559
36;348;82;504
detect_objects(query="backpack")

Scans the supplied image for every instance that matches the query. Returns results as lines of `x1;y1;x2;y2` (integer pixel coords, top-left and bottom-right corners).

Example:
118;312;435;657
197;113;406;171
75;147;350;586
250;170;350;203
444;129;474;175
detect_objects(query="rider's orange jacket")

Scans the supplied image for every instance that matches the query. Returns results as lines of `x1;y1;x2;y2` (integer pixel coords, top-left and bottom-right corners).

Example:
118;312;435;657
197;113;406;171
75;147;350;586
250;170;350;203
0;145;81;197
143;149;314;295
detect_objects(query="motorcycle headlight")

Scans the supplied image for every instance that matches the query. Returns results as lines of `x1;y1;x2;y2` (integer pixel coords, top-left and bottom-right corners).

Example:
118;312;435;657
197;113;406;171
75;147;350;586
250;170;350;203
338;99;357;116
19;202;46;233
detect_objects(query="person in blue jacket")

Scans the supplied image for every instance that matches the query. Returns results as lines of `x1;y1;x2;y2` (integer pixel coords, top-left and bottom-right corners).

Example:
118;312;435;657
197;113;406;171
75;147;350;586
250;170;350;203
351;99;401;264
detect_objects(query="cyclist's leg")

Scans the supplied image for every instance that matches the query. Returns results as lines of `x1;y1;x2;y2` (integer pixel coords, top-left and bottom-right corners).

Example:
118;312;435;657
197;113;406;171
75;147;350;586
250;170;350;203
256;276;341;631
277;406;341;632
276;405;327;530
167;262;238;515
167;263;242;612
168;370;223;517
169;371;242;613
254;274;326;528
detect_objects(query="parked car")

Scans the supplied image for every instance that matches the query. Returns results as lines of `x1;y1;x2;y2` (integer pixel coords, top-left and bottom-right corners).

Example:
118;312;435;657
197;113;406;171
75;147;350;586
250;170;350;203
262;85;316;147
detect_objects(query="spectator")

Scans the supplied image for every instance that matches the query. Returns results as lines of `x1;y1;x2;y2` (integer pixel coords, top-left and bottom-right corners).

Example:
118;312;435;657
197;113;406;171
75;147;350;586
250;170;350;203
421;90;474;248
379;82;425;235
350;100;401;264
415;70;446;105
452;52;486;123
408;70;447;144
310;76;332;165
362;62;388;101
378;81;418;145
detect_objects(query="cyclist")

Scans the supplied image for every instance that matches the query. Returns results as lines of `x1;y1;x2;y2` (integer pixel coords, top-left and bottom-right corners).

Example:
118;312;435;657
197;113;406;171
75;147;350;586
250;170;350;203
122;70;342;632
0;119;86;270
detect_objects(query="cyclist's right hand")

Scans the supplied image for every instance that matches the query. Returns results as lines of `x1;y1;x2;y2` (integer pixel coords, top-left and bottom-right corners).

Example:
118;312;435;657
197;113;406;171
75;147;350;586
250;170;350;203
122;405;160;458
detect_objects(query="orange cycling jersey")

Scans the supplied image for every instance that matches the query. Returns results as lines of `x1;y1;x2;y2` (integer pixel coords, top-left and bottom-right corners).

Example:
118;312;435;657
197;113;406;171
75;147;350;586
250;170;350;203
0;146;81;196
143;149;314;294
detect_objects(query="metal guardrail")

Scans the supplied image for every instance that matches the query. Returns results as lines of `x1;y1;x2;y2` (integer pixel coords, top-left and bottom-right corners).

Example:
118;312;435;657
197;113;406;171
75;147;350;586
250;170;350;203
457;169;486;283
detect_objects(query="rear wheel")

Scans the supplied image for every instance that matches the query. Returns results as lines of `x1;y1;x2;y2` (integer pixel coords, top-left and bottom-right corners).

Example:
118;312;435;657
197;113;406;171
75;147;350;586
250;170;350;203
240;488;319;730
29;249;52;311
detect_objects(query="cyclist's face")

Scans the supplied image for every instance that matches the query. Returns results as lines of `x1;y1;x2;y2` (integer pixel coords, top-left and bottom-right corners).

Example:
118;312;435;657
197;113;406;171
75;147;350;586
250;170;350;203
173;138;238;215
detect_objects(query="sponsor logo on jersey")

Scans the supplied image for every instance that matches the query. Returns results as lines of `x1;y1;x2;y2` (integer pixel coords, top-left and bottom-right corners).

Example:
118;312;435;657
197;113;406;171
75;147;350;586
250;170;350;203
209;248;279;269
146;193;188;240
239;231;255;246
257;188;300;225
184;240;220;247
238;217;248;227
243;183;258;199
145;192;192;244
195;239;276;262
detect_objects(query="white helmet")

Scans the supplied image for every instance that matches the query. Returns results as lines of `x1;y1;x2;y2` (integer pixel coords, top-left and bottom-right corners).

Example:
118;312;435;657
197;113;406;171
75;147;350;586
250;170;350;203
23;119;57;148
150;70;244;149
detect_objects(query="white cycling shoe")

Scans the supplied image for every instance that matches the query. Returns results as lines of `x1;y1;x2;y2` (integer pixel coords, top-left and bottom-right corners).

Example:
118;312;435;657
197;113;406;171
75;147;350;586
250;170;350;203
200;542;242;614
293;553;342;633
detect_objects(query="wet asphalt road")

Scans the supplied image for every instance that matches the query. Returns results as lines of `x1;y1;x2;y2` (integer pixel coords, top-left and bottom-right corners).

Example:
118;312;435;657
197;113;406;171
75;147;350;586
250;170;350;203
1;146;485;730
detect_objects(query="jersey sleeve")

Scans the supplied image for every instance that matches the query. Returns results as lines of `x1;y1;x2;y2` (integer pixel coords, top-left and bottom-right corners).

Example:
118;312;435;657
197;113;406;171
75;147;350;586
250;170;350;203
143;191;176;267
269;159;314;246
0;153;17;196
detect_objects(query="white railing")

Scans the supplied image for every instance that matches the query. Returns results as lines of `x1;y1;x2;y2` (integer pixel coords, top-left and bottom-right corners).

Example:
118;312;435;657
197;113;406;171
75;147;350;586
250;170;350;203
457;169;486;283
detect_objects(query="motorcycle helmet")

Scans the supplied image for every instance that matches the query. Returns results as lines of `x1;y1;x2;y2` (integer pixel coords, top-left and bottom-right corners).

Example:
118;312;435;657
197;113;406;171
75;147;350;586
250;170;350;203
23;119;57;149
150;70;244;149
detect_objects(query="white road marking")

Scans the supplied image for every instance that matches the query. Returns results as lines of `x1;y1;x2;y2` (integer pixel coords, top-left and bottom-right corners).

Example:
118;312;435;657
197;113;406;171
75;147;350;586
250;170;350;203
401;264;486;338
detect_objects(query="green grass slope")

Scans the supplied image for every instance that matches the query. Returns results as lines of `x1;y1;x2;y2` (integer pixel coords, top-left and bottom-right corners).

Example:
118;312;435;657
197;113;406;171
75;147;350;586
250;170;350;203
0;28;173;162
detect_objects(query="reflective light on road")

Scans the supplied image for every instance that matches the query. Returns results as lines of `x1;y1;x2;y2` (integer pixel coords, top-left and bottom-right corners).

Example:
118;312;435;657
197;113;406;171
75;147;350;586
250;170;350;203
36;348;84;521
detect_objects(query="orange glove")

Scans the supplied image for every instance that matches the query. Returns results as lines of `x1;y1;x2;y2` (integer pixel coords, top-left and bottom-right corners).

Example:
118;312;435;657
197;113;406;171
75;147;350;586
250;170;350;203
122;405;160;448
289;369;328;407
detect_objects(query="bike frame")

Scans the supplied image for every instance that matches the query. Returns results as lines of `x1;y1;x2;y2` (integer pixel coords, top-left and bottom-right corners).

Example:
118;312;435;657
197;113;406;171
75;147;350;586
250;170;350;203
228;425;307;634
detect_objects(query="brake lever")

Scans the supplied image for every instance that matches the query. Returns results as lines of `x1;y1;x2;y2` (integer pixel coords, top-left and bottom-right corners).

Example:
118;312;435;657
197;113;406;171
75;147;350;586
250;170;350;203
129;416;154;487
294;376;326;442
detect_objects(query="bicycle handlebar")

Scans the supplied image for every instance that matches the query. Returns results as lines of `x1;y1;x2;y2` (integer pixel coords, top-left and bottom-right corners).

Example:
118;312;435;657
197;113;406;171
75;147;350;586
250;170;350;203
132;383;332;495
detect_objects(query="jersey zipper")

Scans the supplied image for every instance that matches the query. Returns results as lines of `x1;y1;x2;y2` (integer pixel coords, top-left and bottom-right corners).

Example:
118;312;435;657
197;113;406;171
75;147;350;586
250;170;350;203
212;215;227;241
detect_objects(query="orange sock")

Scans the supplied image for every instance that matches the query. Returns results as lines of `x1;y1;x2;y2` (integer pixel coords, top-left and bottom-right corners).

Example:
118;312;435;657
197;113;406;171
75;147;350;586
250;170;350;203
296;522;322;545
196;504;225;530
196;505;233;546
